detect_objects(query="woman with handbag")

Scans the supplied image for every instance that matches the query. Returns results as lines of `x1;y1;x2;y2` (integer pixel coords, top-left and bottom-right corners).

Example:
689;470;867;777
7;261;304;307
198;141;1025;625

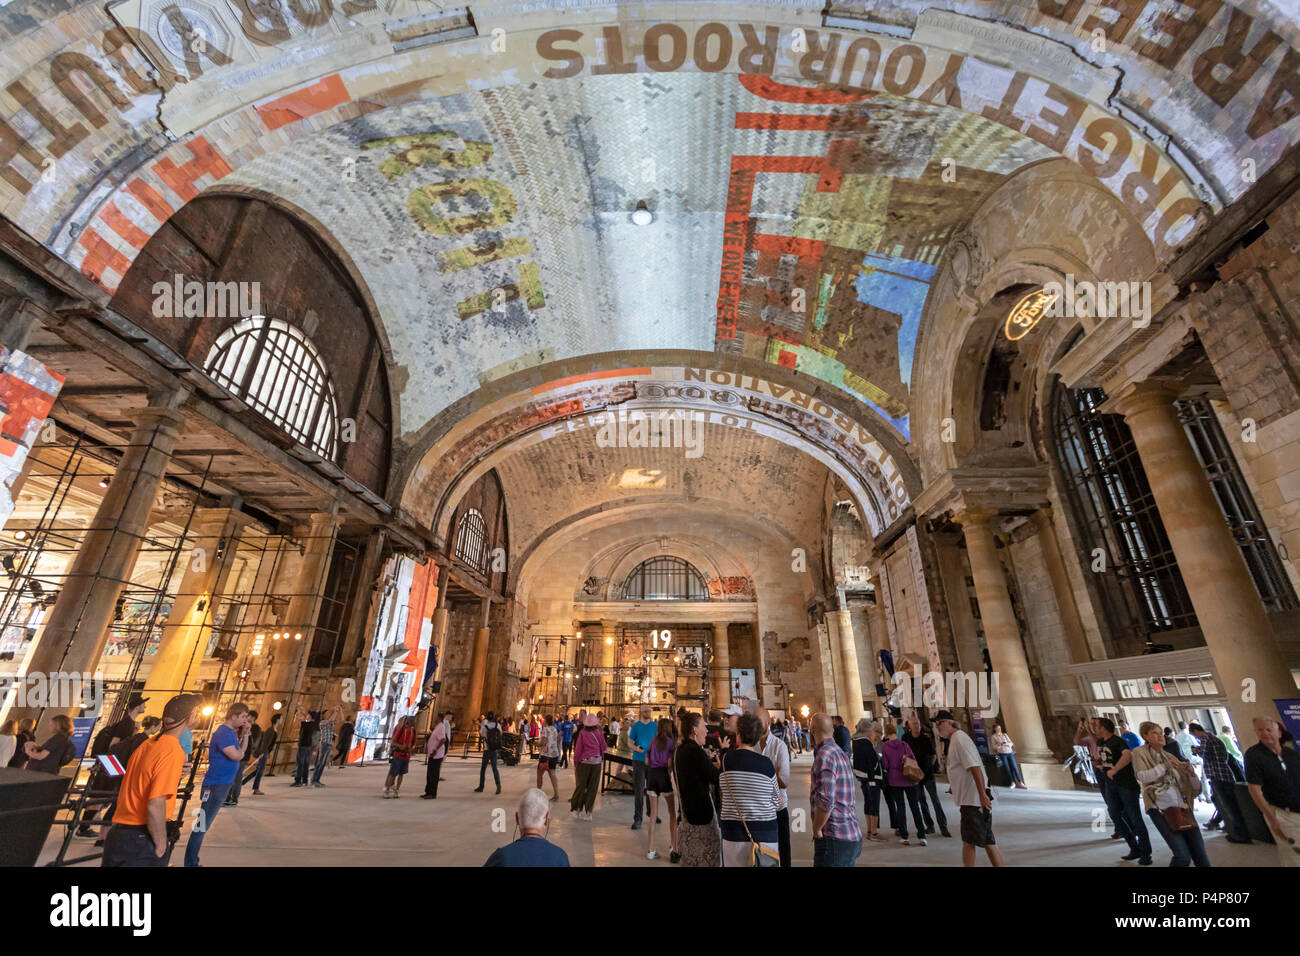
673;710;722;866
879;724;928;845
1132;721;1211;867
851;718;884;842
718;713;781;867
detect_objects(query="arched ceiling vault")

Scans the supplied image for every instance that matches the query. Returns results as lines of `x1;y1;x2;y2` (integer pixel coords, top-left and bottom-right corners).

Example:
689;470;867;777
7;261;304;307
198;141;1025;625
5;0;1300;549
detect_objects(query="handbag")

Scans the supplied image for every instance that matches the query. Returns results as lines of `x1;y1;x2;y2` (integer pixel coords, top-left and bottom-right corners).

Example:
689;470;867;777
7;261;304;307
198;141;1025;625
1162;805;1197;831
902;755;925;783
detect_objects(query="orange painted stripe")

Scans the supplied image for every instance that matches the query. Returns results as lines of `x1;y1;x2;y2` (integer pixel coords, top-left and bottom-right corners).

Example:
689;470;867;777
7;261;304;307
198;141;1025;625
255;74;350;131
530;367;652;395
126;179;173;223
100;202;151;249
77;228;131;287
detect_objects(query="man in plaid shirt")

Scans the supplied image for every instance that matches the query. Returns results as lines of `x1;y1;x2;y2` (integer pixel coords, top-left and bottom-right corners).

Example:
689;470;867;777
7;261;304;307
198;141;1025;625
1190;722;1250;843
311;708;336;787
810;712;862;867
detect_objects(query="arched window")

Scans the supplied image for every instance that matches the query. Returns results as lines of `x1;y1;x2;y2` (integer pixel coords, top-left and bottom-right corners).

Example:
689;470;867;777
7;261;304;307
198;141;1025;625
1051;381;1294;652
623;556;709;600
455;508;488;574
205;316;339;459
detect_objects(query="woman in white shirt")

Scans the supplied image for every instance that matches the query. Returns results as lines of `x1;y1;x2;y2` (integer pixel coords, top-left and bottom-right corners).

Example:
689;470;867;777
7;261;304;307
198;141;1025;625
1132;722;1211;867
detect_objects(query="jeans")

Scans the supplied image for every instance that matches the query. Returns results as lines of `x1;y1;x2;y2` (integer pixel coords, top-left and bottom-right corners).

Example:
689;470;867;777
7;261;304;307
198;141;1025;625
251;753;268;791
632;760;651;826
997;752;1025;785
882;781;898;829
183;782;232;867
478;748;500;790
228;761;249;803
1106;785;1152;858
311;747;330;784
424;757;443;797
813;836;861;867
101;825;168;867
293;745;312;784
917;776;948;830
887;784;926;838
1208;777;1248;841
776;806;791;868
1147;808;1211;867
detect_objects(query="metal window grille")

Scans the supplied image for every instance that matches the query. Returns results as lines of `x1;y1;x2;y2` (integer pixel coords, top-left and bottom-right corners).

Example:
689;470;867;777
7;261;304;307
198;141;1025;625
455;508;488;574
205;316;339;460
622;556;709;600
1176;398;1296;611
1052;384;1197;640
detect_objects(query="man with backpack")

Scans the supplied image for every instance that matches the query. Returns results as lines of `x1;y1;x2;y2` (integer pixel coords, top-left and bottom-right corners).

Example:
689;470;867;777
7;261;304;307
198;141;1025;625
383;715;416;798
475;711;503;794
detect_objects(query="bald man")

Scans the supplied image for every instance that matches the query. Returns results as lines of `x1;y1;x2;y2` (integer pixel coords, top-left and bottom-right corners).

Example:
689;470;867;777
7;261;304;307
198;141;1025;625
757;708;792;867
810;713;862;866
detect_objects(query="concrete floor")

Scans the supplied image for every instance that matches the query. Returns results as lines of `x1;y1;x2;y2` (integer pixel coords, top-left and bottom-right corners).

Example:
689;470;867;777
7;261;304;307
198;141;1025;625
42;751;1276;867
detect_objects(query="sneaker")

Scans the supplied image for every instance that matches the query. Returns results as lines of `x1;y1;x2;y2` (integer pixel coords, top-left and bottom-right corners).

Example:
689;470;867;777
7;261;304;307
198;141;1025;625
420;794;435;799
252;790;264;795
391;791;400;798
670;850;681;864
93;839;105;847
919;837;928;846
473;786;484;792
223;801;237;807
76;827;95;838
290;783;304;788
647;850;658;860
630;823;641;830
495;788;500;795
312;783;325;788
899;838;910;845
382;789;393;799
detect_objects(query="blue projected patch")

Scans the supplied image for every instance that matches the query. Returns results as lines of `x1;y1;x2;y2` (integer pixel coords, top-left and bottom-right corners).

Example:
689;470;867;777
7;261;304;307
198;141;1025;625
853;252;936;392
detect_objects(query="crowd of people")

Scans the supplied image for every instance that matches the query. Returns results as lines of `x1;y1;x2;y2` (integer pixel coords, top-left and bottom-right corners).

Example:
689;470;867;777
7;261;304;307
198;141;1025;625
7;686;1298;869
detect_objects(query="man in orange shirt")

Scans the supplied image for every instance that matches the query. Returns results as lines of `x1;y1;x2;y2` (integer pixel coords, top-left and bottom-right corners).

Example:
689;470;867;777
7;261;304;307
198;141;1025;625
101;693;201;867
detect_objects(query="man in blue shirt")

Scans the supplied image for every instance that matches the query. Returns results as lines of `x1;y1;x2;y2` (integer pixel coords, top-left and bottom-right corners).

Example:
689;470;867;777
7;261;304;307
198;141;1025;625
184;702;251;867
558;715;575;768
484;788;570;867
627;703;658;830
1119;719;1142;750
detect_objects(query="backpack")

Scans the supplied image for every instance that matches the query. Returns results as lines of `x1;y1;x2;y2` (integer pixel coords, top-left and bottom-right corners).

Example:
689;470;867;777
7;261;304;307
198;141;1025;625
485;723;502;751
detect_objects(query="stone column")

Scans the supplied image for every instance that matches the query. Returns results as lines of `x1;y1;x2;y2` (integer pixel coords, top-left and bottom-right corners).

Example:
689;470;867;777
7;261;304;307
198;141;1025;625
834;607;866;724
711;621;730;708
932;532;984;675
14;405;185;722
601;619;618;706
258;510;341;720
960;509;1053;764
464;595;492;720
1112;380;1296;737
1031;509;1092;664
143;507;253;698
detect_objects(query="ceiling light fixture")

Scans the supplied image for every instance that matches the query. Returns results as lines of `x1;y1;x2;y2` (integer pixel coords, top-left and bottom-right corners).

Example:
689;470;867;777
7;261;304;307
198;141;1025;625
631;200;653;226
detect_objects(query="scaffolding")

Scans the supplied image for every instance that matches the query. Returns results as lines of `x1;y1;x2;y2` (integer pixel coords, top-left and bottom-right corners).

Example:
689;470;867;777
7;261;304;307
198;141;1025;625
0;421;354;864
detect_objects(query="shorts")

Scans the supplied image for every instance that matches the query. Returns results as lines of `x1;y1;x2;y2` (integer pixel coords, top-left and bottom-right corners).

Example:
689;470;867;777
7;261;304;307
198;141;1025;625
959;805;995;847
646;766;673;795
539;754;560;770
389;756;410;776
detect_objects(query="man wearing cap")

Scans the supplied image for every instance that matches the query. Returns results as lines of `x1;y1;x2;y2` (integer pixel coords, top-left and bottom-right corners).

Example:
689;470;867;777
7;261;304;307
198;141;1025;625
79;693;149;838
720;703;743;750
933;710;1003;867
1189;721;1249;844
102;693;201;866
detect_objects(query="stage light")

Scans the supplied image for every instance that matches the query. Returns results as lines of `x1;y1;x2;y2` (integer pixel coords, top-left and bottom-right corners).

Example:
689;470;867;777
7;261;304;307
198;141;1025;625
800;705;810;718
605;636;612;645
201;705;214;716
273;701;282;711
98;477;110;489
14;530;27;541
293;632;302;640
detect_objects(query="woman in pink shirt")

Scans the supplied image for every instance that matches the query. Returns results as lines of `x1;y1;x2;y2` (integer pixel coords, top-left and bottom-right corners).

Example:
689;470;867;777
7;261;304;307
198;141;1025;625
569;714;606;820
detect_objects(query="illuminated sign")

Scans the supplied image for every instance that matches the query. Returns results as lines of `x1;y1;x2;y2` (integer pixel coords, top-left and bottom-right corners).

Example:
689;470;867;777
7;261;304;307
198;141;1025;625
1004;288;1059;341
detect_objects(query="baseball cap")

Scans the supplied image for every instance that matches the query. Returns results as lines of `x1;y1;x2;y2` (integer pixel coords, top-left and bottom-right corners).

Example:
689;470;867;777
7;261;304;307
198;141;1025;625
932;710;958;724
161;693;202;725
721;703;744;716
127;694;149;710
